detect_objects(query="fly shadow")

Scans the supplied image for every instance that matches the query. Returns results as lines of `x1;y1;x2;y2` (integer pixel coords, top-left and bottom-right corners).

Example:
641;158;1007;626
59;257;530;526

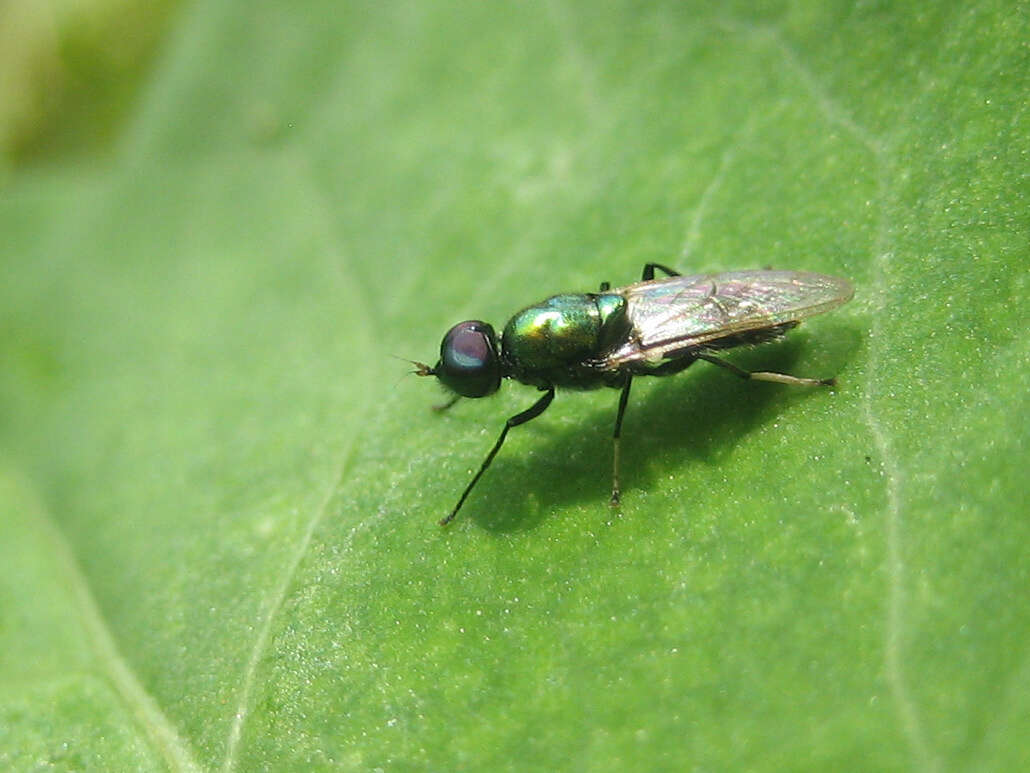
451;321;864;532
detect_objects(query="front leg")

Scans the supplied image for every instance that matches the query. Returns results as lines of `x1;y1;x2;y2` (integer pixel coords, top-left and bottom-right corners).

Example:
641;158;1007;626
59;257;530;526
440;387;556;526
432;394;461;412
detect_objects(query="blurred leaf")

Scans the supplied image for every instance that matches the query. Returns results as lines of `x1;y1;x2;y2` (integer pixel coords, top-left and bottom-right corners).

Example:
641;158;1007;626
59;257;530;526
1;1;1026;770
0;0;181;165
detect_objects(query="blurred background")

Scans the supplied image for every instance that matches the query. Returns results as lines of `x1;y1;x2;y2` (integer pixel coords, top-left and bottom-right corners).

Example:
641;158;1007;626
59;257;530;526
1;0;180;168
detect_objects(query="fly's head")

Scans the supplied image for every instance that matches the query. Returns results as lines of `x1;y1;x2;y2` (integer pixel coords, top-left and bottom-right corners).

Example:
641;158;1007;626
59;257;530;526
415;320;501;398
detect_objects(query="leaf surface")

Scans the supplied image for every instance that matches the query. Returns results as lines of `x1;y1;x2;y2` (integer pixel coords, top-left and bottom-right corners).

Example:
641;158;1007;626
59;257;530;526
1;1;1026;770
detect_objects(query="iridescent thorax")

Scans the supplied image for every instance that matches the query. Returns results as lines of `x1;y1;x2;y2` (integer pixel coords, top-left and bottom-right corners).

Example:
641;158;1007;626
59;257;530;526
501;293;630;389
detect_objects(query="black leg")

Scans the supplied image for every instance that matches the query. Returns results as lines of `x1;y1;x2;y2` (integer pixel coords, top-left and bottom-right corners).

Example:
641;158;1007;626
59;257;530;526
642;263;681;281
440;388;556;526
696;352;836;387
610;376;633;506
432;394;461;412
648;354;698;377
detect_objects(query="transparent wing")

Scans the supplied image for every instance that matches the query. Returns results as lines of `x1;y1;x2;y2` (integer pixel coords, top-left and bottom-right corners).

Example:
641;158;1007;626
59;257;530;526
605;270;853;366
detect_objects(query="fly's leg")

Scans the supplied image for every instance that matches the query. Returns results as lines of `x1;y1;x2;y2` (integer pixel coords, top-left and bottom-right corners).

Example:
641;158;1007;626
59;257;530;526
432;394;461;412
642;263;682;280
696;352;836;387
440;387;555;526
610;376;633;506
649;355;698;377
607;264;679;289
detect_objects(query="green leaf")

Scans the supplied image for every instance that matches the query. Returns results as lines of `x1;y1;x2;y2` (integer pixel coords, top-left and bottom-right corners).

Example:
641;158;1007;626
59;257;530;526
1;1;1026;770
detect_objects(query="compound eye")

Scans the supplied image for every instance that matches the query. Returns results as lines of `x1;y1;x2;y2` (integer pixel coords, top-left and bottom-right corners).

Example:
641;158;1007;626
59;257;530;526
437;321;501;398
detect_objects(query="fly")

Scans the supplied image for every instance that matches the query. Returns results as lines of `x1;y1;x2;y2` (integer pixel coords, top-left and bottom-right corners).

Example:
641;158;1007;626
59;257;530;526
415;263;854;526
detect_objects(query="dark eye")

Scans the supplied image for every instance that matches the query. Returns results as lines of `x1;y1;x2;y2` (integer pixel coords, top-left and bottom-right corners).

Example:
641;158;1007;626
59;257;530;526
435;320;501;398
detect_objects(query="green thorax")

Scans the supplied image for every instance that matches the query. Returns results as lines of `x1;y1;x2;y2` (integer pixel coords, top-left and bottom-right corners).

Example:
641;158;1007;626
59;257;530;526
500;292;629;389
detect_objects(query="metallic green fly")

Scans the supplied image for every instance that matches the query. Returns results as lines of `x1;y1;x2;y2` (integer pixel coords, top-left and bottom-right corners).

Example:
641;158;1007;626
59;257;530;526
415;263;854;525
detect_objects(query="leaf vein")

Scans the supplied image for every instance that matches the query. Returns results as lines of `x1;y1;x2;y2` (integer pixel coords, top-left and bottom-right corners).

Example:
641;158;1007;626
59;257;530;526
752;23;941;773
221;156;381;771
23;472;203;773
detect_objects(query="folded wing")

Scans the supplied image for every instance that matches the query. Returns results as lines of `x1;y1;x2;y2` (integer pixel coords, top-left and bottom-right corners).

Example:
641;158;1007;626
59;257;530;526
605;270;853;367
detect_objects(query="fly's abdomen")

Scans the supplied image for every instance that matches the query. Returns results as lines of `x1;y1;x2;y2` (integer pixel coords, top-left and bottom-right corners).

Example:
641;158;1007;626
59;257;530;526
501;293;628;389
